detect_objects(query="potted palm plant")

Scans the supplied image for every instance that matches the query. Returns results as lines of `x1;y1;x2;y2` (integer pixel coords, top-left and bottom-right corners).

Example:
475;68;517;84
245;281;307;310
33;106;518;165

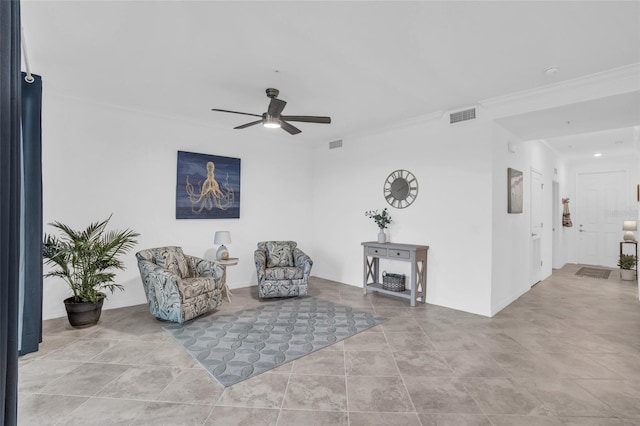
43;215;139;327
618;254;637;281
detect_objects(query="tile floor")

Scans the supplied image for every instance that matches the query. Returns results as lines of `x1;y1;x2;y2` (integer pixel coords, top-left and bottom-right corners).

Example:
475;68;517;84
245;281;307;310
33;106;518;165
18;264;640;425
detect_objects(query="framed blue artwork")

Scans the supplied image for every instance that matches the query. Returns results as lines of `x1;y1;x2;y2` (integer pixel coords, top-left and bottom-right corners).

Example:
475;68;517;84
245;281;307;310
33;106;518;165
176;151;241;219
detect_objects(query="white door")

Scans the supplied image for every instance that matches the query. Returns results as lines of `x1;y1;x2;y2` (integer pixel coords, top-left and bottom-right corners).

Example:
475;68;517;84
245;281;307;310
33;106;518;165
552;181;561;269
530;170;543;285
576;171;626;268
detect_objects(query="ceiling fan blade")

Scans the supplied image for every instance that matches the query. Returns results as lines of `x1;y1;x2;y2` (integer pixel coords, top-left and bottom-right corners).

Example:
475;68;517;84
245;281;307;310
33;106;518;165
211;108;262;118
267;98;287;117
280;120;301;135
234;119;263;129
280;115;331;124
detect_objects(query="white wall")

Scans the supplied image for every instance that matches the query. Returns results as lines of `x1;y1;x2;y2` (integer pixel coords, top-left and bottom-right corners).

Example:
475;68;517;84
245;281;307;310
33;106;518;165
310;112;495;316
43;97;503;319
42;94;314;319
490;124;566;315
41;95;636;321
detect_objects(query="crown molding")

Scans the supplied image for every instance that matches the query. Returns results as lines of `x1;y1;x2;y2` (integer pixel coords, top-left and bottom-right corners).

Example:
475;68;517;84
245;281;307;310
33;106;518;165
327;110;445;144
480;63;640;112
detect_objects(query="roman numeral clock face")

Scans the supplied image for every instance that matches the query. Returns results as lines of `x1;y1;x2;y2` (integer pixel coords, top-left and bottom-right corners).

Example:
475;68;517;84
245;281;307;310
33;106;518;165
384;169;418;209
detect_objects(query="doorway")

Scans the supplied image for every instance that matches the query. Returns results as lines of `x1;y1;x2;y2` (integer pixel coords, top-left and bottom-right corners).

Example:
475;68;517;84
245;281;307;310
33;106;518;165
576;170;626;268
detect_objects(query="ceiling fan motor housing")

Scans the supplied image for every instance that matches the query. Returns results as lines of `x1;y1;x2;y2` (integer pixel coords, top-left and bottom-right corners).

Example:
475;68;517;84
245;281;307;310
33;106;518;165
266;88;280;99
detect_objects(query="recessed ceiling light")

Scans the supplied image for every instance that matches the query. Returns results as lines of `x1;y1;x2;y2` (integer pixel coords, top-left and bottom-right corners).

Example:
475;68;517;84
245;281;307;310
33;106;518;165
544;66;560;76
594;153;602;157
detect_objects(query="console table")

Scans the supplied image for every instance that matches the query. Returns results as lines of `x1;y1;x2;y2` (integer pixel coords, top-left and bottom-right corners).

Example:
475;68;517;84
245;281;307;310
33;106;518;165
213;257;238;302
362;242;429;307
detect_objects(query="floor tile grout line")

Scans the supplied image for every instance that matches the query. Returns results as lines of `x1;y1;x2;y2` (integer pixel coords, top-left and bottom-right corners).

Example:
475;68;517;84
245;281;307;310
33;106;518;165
568;376;631;419
276;362;294;420
343;337;350;422
383;327;419;415
430;333;494;423
26;389;219;406
51;394;91;426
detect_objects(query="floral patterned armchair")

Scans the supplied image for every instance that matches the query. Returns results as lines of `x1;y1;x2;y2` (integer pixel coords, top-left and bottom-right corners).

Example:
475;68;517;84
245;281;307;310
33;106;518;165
254;241;313;298
135;246;224;323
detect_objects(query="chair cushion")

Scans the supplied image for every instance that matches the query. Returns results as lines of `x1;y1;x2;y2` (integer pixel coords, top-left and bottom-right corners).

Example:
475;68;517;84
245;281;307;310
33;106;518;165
265;241;294;268
153;247;190;278
264;266;303;281
177;277;217;299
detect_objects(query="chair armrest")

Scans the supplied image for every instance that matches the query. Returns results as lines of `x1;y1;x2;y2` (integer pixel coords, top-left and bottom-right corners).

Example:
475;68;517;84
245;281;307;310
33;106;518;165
293;248;313;277
184;254;224;280
254;249;266;284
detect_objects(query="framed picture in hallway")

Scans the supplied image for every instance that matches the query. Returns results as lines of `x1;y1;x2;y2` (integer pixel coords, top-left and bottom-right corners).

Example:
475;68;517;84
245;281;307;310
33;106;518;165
176;151;241;219
508;168;523;214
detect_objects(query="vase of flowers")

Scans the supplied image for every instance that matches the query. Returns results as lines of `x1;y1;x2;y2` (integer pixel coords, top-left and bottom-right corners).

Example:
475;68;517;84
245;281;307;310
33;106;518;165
365;208;392;243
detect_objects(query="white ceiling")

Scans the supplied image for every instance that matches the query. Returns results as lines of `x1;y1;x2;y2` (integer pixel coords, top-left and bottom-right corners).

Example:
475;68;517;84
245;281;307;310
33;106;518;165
542;126;639;161
496;92;640;142
496;91;640;159
21;1;640;144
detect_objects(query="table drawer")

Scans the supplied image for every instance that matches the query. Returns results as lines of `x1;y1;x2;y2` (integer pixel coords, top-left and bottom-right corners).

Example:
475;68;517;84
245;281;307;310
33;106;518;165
388;249;410;259
367;247;387;257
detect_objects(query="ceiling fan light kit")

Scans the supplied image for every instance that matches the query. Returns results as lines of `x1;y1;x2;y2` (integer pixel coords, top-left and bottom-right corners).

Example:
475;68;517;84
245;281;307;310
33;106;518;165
211;88;331;135
263;114;281;129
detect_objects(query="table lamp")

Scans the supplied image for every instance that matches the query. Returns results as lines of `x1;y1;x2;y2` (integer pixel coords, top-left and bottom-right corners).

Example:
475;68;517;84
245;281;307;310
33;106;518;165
214;231;231;260
623;221;637;242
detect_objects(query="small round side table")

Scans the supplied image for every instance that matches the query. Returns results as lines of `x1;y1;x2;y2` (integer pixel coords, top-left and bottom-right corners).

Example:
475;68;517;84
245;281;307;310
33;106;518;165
213;257;239;302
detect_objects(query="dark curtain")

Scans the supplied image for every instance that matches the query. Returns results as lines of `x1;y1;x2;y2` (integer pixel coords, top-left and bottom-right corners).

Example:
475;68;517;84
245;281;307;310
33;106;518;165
19;73;43;356
0;0;22;425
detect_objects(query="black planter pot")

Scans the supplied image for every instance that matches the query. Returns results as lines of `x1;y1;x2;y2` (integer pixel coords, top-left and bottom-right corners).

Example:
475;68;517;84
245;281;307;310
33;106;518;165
64;297;104;327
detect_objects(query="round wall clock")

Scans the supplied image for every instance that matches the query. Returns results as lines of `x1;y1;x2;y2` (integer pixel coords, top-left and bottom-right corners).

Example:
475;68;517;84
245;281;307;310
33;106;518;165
384;169;418;209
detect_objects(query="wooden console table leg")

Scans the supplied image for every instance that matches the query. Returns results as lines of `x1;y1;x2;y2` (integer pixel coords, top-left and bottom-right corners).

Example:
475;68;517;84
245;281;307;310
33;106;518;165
363;253;368;295
363;256;378;295
416;259;426;303
410;257;417;307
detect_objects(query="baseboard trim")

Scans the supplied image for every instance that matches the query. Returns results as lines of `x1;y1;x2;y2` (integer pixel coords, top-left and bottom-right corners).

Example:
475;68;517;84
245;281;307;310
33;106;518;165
491;285;530;317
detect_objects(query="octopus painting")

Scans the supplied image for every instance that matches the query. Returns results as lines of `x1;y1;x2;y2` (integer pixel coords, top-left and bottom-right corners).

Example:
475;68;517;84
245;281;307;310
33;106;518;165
176;151;240;219
186;161;235;213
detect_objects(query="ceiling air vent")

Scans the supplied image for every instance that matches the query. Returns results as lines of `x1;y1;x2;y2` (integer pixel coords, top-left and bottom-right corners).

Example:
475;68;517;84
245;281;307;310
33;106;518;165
329;139;343;149
449;108;476;124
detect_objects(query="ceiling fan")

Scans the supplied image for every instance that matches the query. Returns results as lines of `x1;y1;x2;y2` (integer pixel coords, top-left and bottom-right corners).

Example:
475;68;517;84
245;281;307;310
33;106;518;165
211;88;331;135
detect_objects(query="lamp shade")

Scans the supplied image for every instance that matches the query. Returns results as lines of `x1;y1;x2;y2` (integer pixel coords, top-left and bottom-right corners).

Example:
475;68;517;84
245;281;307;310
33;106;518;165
214;231;231;245
623;221;637;242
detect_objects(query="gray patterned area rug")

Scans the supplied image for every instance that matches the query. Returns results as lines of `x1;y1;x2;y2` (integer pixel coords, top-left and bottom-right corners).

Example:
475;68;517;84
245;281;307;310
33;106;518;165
575;267;611;279
163;296;386;387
